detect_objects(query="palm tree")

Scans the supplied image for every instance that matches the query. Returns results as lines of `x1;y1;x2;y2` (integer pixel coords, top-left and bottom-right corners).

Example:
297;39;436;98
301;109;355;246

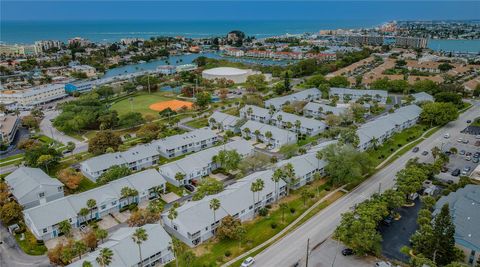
271;168;283;201
86;199;97;221
243;127;251;138
82;261;93;267
174;172;185;184
95;228;108;244
132;227;148;267
72;240;87;259
247;106;253;118
59;220;72;237
254;130;261;141
96;248;113;267
301;189;309;207
79;208;89;224
449;147;457;155
294;120;301;133
168;208;178;225
265;131;273;144
371;137;379;149
315;150;323;169
431;146;441;160
255;179;264;204
283;163;296;194
276;115;283;127
250;181;258;214
209;198;221;224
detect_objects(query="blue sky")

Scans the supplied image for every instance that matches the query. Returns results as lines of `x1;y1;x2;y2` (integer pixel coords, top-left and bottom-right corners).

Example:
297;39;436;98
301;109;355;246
2;1;480;21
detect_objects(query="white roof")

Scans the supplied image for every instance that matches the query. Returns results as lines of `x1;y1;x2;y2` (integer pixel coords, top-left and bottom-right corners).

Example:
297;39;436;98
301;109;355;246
68;224;172;267
203;67;249;76
209;111;241;127
152;128;217;151
329;87;388;98
265;88;321;108
303;102;347;116
240;105;271;118
23;169;165;230
166;170;285;234
273;111;326;130
412;92;434;102
5;167;63;204
241;120;296;144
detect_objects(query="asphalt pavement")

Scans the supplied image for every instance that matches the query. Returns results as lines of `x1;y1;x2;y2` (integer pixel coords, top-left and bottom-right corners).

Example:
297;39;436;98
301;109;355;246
249;101;480;267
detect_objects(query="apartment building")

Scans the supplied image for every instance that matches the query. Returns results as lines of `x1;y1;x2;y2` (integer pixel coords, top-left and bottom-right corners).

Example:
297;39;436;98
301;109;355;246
347;35;384;46
23;169;166;241
357;105;422;151
5;167;64;209
159;139;254;186
70;65;97;77
224;47;245;57
395;37;428;49
0;84;67;108
329;87;388;104
239;105;273;123
68;224;175;267
270;111;326;136
162;170;286;247
265;88;321;110
303;102;348;118
80;143;160;181
240;120;297;149
0;113;20;145
208;111;244;133
152;128;218;158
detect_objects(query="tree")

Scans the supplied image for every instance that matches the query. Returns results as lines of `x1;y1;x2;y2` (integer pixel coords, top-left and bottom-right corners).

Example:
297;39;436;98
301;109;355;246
37;154;54;173
87;199;97;222
209;198;221;224
21;115;39;129
59;220;72;237
420;102;458;126
279;203;288;223
271;168;283;201
96;248;114;267
245;74;267;92
98;165;132;185
95;228;108;244
396;164;429;201
83;230;98;250
338;128;360;147
279;143;299;159
66;141;76;154
254;178;265;205
168;207;178;224
132;227;148;267
213;150;241;172
88;131;123;155
0;201;23;225
431;146;441;161
432;204;457;266
434;92;463;107
121;186;138;206
301;189;310;207
438;63;454;72
118;112;145;128
72;240;87;259
328;76;350;87
282;163;297;194
193;177;223;200
174;172;185;184
79;207;89;224
57;168;82;190
319;144;372;186
216;215;242;240
284;71;291;92
195;91;211;109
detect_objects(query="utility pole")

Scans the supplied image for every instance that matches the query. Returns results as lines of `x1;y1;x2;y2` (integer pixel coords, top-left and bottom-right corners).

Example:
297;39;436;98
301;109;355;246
378;182;382;194
305;238;310;267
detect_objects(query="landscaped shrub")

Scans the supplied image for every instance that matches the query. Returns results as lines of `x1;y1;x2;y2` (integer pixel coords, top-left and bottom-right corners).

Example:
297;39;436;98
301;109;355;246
265;204;272;209
224;250;231;257
258;207;268;216
290;207;296;214
271;222;278;229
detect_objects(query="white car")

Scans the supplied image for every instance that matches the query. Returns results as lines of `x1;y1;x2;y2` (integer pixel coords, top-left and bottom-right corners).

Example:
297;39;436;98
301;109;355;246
444;133;450;139
241;257;255;267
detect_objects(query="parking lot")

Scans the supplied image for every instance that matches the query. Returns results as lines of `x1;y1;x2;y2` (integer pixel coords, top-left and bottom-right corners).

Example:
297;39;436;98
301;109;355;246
436;132;480;183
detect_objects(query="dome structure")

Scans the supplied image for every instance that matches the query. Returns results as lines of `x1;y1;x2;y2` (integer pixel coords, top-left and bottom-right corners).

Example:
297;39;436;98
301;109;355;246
202;67;255;83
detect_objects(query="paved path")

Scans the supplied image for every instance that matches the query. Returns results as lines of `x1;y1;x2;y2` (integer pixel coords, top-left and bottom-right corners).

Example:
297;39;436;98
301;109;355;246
244;101;479;267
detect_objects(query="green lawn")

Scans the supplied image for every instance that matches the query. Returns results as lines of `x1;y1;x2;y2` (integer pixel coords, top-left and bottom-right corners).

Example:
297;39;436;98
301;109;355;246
167;181;335;267
471;117;480;127
15;230;47;255
109;92;175;116
185;118;209;129
0;153;24;167
367;125;430;166
75;177;98;193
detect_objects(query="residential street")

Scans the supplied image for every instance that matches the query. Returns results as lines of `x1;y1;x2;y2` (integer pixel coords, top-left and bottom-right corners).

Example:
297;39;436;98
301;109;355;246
250;101;479;267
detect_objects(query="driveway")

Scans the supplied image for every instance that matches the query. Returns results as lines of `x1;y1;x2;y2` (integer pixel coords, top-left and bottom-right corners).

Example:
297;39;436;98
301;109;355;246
380;198;421;263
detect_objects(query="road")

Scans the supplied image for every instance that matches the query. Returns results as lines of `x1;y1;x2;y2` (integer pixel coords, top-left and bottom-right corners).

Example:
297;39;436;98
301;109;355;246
251;101;479;267
0;224;50;267
40;110;88;154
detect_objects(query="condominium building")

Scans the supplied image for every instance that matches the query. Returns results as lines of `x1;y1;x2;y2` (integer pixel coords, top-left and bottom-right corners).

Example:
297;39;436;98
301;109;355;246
0;113;20;145
265;88;321;110
5;167;64;209
151;128;218;158
329;87;388;104
303;102;348;118
68;224;175;267
240;120;297;149
395;37;428;49
239;105;273;124
0;84;67;108
270;111;326;136
23;169;166;241
158;139;254;186
162;170;286;247
208;111;244;133
357;105;422;151
70;65;97;77
347;35;384;46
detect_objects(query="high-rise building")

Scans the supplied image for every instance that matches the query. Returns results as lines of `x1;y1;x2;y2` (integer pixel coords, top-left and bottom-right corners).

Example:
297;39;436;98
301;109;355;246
395;37;428;49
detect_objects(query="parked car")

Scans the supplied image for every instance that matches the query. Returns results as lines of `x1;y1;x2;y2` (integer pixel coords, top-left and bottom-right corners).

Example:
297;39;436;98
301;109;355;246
466;156;472;161
467;120;472;123
451;169;461;176
241;257;255;267
462;166;472;175
375;261;392;267
342;248;354;256
184;184;195;192
412;147;420;153
462;139;469;144
476;135;480;139
421;151;428;156
441;166;449;173
444;133;450;139
459;150;466;155
473;158;479;163
474;152;480;158
466;152;472;156
457;138;463;143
